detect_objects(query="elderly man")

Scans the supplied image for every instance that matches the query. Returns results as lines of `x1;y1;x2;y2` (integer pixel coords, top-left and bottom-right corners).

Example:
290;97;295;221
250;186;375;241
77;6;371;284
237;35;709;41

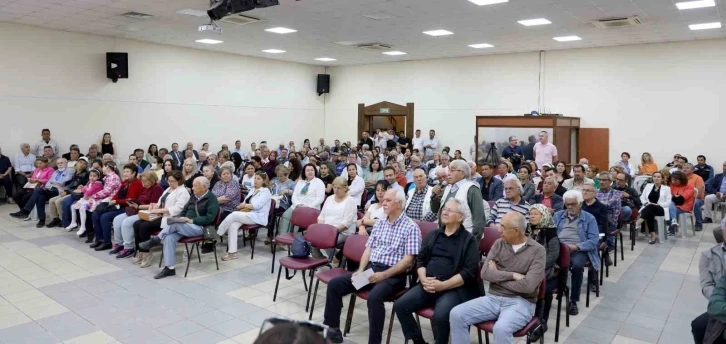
139;177;219;279
86;144;100;161
405;156;424;183
469;161;482;182
428;154;450;181
479;162;504;202
533;131;558;168
538;168;567;196
692;226;726;343
0;148;12;202
683;163;706;231
394;199;480;344
704;161;726;224
197;151;208;169
489;178;531;228
33;129;59;158
431;160;487;240
206;153;219;172
614;172;642;221
562;165;593;191
581;182;609;236
404;168;437;222
101;154;114;165
554;190;600;316
449;212;545;344
13;143;37;194
11;158;74;228
323;189;421;344
596;172;621;261
530;176;564;213
169;143;183;167
47;157;89;228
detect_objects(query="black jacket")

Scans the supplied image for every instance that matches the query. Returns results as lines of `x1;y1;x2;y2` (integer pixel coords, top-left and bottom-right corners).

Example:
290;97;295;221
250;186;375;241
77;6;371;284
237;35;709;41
614;185;642;209
583;199;609;235
415;225;480;302
66;170;89;192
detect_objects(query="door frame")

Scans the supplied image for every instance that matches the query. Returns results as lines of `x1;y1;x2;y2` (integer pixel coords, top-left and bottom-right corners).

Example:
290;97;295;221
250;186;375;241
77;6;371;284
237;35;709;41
357;101;414;142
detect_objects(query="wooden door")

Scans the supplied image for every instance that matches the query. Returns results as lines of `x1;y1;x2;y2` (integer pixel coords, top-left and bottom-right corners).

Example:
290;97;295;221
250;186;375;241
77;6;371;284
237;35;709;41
578;128;609;171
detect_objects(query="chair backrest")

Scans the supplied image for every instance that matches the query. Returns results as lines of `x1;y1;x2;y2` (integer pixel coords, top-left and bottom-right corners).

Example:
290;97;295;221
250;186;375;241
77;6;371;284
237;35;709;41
538;278;547;300
357;211;365;220
558;242;571;269
214;209;223;226
360;189;368;209
417;221;439;241
487;200;495;209
342;235;368;263
693;188;699;211
290;206;321;229
480;227;501;255
304;224;340;250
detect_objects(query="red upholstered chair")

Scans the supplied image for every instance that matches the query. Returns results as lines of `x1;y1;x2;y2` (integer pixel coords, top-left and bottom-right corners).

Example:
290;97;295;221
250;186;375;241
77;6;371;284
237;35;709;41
416;221;439;240
157;209;222;277
475;279;547;344
273;224;339;312
357;211;365;220
552;243;571;342
238;199;276;260
343;287;409;344
308;234;368;320
270;206;321;273
487;200;496;209
480;227;501;258
628;208;639;251
360;189;368;210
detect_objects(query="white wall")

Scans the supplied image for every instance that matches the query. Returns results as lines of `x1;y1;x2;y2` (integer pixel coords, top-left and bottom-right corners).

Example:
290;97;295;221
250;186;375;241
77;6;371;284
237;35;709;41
327;39;726;168
0;23;325;159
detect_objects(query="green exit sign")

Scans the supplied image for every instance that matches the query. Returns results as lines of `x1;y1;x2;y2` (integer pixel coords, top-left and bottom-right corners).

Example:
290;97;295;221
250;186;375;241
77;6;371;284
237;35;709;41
379;108;390;114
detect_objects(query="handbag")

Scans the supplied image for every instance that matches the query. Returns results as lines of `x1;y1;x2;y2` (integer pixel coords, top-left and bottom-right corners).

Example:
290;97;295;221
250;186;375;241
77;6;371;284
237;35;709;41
193;202;218;241
125;200;139;216
672;195;685;206
93;202;119;215
291;235;311;258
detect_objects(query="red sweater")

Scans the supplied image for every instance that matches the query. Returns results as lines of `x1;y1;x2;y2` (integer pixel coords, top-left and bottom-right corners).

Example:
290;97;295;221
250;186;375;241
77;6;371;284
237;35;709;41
133;184;164;205
112;178;143;206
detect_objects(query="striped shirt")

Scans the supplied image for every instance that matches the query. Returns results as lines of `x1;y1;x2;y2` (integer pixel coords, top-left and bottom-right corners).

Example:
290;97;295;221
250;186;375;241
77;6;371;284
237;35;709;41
366;213;421;267
488;197;531;225
596;188;621;231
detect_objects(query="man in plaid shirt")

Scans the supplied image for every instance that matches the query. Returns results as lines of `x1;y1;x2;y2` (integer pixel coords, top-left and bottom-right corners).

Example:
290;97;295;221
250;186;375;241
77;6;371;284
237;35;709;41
323;188;422;344
596;172;621;266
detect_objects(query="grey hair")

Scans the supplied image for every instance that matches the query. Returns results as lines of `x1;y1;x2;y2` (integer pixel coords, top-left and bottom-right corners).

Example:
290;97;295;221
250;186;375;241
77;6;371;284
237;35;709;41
509;212;527;232
194;176;210;189
220;161;235;170
102;153;113;160
20;143;30;149
199;151;207;157
563;190;584;203
582;179;596;187
503;177;523;194
320;152;329;161
219;165;234;176
683;163;694;169
394;187;406;205
449;160;470;179
362;144;369;149
597;171;612;181
444;198;464;214
544;176;557;185
208;153;218;160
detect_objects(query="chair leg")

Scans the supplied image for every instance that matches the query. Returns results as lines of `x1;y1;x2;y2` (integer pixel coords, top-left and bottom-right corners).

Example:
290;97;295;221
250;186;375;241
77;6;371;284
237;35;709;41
196;243;201;263
619;231;624;261
586;270;591;308
485;332;490;344
184;243;192;278
213;243;219;270
600;250;605;284
565;286;570;327
250;229;256;260
613;236;618;267
273;265;283;302
344;295;357;336
271;241;277;274
477;330;483;344
159;248;163;268
386;306;395;344
309;279;320;321
555;291;562;342
301;269;308;292
305;269;315;312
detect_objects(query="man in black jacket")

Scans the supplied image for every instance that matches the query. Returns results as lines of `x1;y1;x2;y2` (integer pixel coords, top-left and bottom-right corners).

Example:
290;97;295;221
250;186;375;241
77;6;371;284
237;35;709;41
614;172;642;220
393;198;480;344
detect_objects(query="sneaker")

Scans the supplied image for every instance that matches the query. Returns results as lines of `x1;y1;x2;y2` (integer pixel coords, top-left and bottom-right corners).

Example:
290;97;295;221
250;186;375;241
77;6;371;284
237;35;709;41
76;227;87;237
325;328;344;344
10;210;28;218
109;245;123;255
94;243;113;251
35;220;45;228
115;249;135;259
154;267;176;279
66;223;78;231
569;302;579;316
46;218;61;228
704;218;713;224
139;236;161;251
221;252;239;261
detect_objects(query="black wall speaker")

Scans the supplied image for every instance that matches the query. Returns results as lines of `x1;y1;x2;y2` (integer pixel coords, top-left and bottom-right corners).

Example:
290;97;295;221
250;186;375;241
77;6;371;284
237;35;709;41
317;74;330;96
106;52;128;83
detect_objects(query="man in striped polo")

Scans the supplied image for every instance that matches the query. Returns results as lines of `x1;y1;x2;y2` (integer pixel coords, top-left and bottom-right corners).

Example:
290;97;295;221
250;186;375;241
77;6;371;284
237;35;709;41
488;178;531;228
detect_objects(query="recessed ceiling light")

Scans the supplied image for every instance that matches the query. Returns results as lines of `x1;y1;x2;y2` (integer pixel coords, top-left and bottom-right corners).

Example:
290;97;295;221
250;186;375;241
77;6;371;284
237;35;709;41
333;41;356;46
383;51;407;56
262;49;286;54
676;0;715;10
195;39;223;44
265;27;297;34
468;0;508;5
468;43;494;48
553;36;582;42
518;18;552;26
315;58;336;62
176;8;208;17
689;22;721;30
423;29;454;36
362;12;395;20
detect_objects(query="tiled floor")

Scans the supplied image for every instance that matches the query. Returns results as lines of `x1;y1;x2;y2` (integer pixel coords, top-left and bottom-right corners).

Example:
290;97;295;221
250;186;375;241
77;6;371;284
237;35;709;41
0;204;713;344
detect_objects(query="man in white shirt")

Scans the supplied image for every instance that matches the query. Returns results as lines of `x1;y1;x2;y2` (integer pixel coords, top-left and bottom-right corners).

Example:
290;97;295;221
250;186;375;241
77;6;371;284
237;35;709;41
422;130;440;160
33;129;59;158
429;154;451;181
13;143;36;192
412;129;424;152
383;167;403;191
533;131;558;168
339;153;362;179
562;165;593;191
232;140;246;158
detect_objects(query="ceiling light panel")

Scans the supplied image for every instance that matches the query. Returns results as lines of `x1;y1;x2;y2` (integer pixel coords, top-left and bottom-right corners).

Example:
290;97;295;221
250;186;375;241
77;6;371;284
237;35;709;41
265;27;297;34
518;18;552;26
689;22;721;30
468;0;508;5
262;49;286;53
195;39;223;44
423;30;454;36
468;43;494;48
676;0;716;10
553;36;582;42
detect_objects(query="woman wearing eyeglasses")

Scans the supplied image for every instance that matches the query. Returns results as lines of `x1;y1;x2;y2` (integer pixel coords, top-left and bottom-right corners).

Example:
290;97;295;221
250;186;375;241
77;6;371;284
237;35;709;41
315;177;357;260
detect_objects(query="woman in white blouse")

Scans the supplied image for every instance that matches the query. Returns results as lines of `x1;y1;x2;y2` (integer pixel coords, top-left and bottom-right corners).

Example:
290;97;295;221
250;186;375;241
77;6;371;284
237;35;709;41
637;171;671;244
357;180;389;235
345;163;365;206
315;177;357;259
216;171;272;261
240;162;256;191
278;163;326;234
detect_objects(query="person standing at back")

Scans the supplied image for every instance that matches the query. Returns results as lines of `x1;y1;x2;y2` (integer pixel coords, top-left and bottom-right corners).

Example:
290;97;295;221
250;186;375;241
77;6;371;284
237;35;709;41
431;160;486;240
533;131;558;169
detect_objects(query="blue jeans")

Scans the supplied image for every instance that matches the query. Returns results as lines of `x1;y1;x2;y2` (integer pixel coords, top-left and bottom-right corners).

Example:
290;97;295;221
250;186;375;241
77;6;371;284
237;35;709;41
92;209;125;243
668;202;693;231
158;223;204;268
61;195;75;228
449;295;535;344
24;188;59;221
694;199;704;228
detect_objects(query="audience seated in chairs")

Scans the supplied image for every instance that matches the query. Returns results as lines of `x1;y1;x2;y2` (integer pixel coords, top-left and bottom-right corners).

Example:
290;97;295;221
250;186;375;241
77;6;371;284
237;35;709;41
131;170;190;268
393;198;480;344
11;158;74;228
669;171;696;235
12;143;37;200
11;156;53;215
322;188;421;344
47;157;89;228
449;211;545;344
278;164;326;236
432;160;487;240
530;176;564;213
637;171;671;244
139;176;219;279
314;176;357;261
216;171;271;261
528;204;561;341
211;166;240;222
704;161;726;224
581;182;609;239
553;190;600;316
87;163;135;248
357;180;390;235
66;169;104;235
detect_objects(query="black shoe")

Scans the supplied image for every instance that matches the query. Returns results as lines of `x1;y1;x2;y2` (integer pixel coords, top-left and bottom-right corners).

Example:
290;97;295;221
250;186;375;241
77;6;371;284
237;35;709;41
529;323;548;342
648;240;656;245
139;236;161;251
696;226;703;232
154;267;176;279
325;328;344;344
84;235;94;243
46;218;61;228
10;210;28;218
36;220;46;228
89;241;103;249
201;242;214;254
604;252;613;267
569;302;579;316
704;218;713;224
590;283;599;293
94;243;113;251
411;338;429;344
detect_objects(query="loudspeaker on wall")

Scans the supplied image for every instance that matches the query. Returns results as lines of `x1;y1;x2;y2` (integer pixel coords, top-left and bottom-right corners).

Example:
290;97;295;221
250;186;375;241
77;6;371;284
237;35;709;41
317;74;330;96
106;52;128;83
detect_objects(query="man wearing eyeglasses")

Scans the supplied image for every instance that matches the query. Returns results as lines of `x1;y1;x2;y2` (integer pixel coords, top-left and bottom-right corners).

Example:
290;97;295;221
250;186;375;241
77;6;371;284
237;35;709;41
596;172;621;267
614;172;642;220
488;178;531;228
554;190;600;316
431;160;486;240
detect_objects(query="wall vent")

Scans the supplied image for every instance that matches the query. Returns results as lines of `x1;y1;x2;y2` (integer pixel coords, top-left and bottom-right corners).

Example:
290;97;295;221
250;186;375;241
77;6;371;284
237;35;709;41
592;16;642;28
356;43;393;51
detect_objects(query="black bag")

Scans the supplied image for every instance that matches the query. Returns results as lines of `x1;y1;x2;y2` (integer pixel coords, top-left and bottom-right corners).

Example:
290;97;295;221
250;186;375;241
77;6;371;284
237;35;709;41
672;195;685;206
93;202;119;215
291;235;311;258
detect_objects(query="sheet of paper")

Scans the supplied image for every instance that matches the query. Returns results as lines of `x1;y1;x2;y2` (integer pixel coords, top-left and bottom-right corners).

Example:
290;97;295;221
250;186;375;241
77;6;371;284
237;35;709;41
23;182;38;189
352;268;375;290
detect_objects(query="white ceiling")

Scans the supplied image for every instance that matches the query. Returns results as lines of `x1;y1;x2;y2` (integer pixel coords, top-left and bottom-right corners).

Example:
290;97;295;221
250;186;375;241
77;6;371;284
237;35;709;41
0;0;723;66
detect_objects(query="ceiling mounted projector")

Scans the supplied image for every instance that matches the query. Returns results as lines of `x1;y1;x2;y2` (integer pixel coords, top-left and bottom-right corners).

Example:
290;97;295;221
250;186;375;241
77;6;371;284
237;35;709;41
207;0;280;21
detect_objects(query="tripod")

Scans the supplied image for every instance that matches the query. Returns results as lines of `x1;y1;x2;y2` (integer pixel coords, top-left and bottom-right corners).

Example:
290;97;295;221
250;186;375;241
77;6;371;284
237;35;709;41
482;143;500;165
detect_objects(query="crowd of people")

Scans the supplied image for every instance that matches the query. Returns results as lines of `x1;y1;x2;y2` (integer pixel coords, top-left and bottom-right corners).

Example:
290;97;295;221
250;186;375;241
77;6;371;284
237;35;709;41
1;127;725;344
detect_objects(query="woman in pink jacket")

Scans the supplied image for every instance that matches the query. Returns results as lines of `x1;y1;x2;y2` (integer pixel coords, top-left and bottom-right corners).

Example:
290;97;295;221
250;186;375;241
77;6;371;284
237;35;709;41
66;169;104;235
11;157;54;214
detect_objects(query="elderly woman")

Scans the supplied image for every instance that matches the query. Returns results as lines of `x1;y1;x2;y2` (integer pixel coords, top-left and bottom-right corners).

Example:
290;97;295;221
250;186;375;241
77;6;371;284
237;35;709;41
89;163;137;249
638;171;671;244
517;165;535;201
109;171;164;259
182;158;200;189
48;157;89;228
131;170;190;267
345;163;365;205
216;171;272;261
278;163;326;235
212;165;241;221
314;176;357;259
357;180;389;235
11;157;54;215
269;165;296;235
528;204;561;341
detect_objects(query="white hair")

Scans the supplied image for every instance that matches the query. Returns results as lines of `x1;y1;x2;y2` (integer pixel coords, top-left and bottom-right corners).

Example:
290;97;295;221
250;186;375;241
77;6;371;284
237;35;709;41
194;176;210;189
563;190;584;203
389;188;406;206
503;177;523;194
444;198;464;214
450;160;470;179
199;151;207;157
